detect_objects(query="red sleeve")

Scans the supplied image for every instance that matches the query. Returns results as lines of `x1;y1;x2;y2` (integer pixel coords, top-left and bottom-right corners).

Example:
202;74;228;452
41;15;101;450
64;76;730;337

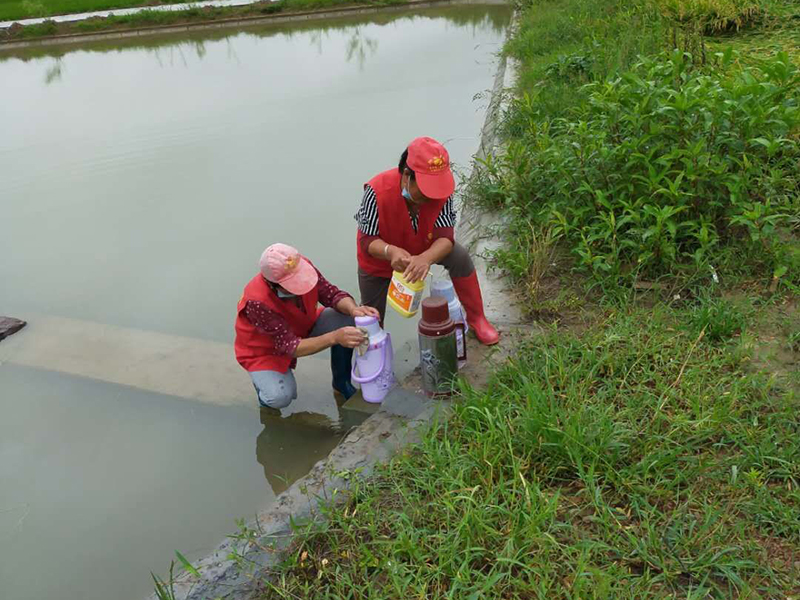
244;300;301;356
432;227;455;243
315;269;352;308
359;232;379;255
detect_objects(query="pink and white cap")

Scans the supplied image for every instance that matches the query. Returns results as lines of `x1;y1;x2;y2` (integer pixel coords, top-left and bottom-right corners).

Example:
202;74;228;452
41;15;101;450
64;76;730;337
259;243;318;295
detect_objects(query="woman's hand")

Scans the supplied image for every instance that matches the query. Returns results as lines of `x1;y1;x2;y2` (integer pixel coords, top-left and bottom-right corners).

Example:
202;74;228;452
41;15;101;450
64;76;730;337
389;246;412;272
351;305;381;319
334;327;367;348
403;255;431;283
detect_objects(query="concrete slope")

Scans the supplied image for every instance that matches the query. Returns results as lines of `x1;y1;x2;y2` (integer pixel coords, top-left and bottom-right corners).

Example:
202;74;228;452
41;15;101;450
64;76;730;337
0;314;254;406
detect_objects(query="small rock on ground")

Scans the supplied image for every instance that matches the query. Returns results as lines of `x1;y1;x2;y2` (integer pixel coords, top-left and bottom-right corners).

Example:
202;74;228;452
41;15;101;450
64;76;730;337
0;317;26;341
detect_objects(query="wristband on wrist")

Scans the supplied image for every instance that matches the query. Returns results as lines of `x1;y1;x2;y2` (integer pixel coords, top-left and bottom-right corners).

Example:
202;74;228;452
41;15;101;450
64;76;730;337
384;243;390;259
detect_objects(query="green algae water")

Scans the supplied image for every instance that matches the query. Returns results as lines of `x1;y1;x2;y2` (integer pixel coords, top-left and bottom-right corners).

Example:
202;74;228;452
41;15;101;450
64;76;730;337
0;5;510;599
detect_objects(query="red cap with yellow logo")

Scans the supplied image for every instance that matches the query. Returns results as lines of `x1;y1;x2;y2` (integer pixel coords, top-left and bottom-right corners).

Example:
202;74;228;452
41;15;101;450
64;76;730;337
406;136;455;200
259;243;319;295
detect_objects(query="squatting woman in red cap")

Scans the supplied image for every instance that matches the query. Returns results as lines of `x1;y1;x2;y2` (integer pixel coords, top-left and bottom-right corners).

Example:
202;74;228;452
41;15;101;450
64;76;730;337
355;136;500;345
235;243;379;409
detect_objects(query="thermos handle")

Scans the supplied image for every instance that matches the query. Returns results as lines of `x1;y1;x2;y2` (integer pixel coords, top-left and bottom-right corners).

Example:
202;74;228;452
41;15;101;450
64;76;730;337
456;322;467;361
350;339;387;384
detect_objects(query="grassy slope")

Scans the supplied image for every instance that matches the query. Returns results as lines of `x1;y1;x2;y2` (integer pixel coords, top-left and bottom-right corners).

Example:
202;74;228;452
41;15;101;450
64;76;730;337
262;302;799;599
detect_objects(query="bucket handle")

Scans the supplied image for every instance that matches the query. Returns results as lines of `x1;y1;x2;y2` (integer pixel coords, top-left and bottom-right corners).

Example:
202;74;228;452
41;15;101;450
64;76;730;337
350;337;387;384
456;323;467;361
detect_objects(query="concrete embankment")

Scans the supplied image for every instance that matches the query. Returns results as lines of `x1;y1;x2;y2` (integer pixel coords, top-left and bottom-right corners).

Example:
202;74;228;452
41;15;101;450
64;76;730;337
0;314;255;405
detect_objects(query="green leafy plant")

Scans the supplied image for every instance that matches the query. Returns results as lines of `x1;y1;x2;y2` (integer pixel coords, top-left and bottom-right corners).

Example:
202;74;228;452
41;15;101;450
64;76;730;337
151;561;177;600
788;329;800;352
151;551;200;600
545;50;595;82
480;50;800;286
687;293;752;342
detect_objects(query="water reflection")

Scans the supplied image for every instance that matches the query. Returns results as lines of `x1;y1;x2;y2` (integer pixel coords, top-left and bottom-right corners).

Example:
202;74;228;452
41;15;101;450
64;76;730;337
144;37;245;69
147;38;209;68
344;27;378;70
43;57;63;83
255;403;367;495
307;25;378;70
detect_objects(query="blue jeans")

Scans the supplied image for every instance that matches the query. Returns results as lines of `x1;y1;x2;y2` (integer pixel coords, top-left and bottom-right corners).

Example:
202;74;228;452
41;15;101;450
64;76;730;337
250;308;354;409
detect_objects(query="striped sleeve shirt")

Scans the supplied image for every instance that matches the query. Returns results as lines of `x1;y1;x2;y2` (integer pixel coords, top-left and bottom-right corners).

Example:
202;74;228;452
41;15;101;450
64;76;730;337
355;184;457;236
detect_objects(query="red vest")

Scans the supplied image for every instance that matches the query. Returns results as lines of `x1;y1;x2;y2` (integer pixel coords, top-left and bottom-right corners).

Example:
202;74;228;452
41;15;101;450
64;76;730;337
234;273;320;373
357;169;448;278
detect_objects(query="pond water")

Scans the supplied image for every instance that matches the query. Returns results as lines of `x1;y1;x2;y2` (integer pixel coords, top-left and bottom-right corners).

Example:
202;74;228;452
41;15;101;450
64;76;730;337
0;5;510;599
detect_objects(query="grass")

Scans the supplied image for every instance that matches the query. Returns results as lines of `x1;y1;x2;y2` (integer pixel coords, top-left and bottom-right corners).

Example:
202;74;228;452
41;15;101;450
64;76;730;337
657;0;767;33
0;0;188;21
503;0;667;119
258;302;799;598
498;0;798;121
705;0;800;65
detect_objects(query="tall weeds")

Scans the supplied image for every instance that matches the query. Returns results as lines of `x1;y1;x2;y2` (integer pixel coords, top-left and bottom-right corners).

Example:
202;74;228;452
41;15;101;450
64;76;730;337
479;50;800;286
658;0;766;34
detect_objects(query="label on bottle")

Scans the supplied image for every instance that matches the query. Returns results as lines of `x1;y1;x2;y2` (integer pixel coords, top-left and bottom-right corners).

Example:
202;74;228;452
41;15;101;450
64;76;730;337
456;328;465;357
388;281;412;311
410;290;424;313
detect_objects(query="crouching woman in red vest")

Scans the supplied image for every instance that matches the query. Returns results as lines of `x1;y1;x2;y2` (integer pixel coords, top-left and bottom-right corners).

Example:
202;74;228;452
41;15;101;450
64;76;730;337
235;243;379;410
355;137;500;345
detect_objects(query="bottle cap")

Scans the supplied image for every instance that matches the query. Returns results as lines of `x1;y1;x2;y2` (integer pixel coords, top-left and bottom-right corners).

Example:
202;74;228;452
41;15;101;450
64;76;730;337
420;297;451;326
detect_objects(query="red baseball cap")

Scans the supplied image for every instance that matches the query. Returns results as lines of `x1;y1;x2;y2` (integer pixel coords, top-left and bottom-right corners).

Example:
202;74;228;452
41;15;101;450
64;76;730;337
259;243;318;295
406;137;455;200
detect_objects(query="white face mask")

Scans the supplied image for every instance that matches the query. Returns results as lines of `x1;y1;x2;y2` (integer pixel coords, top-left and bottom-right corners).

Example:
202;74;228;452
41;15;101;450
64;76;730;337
266;279;295;299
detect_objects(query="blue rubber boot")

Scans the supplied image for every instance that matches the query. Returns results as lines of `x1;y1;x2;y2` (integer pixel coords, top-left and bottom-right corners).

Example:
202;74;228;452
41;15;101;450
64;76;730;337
331;345;357;401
